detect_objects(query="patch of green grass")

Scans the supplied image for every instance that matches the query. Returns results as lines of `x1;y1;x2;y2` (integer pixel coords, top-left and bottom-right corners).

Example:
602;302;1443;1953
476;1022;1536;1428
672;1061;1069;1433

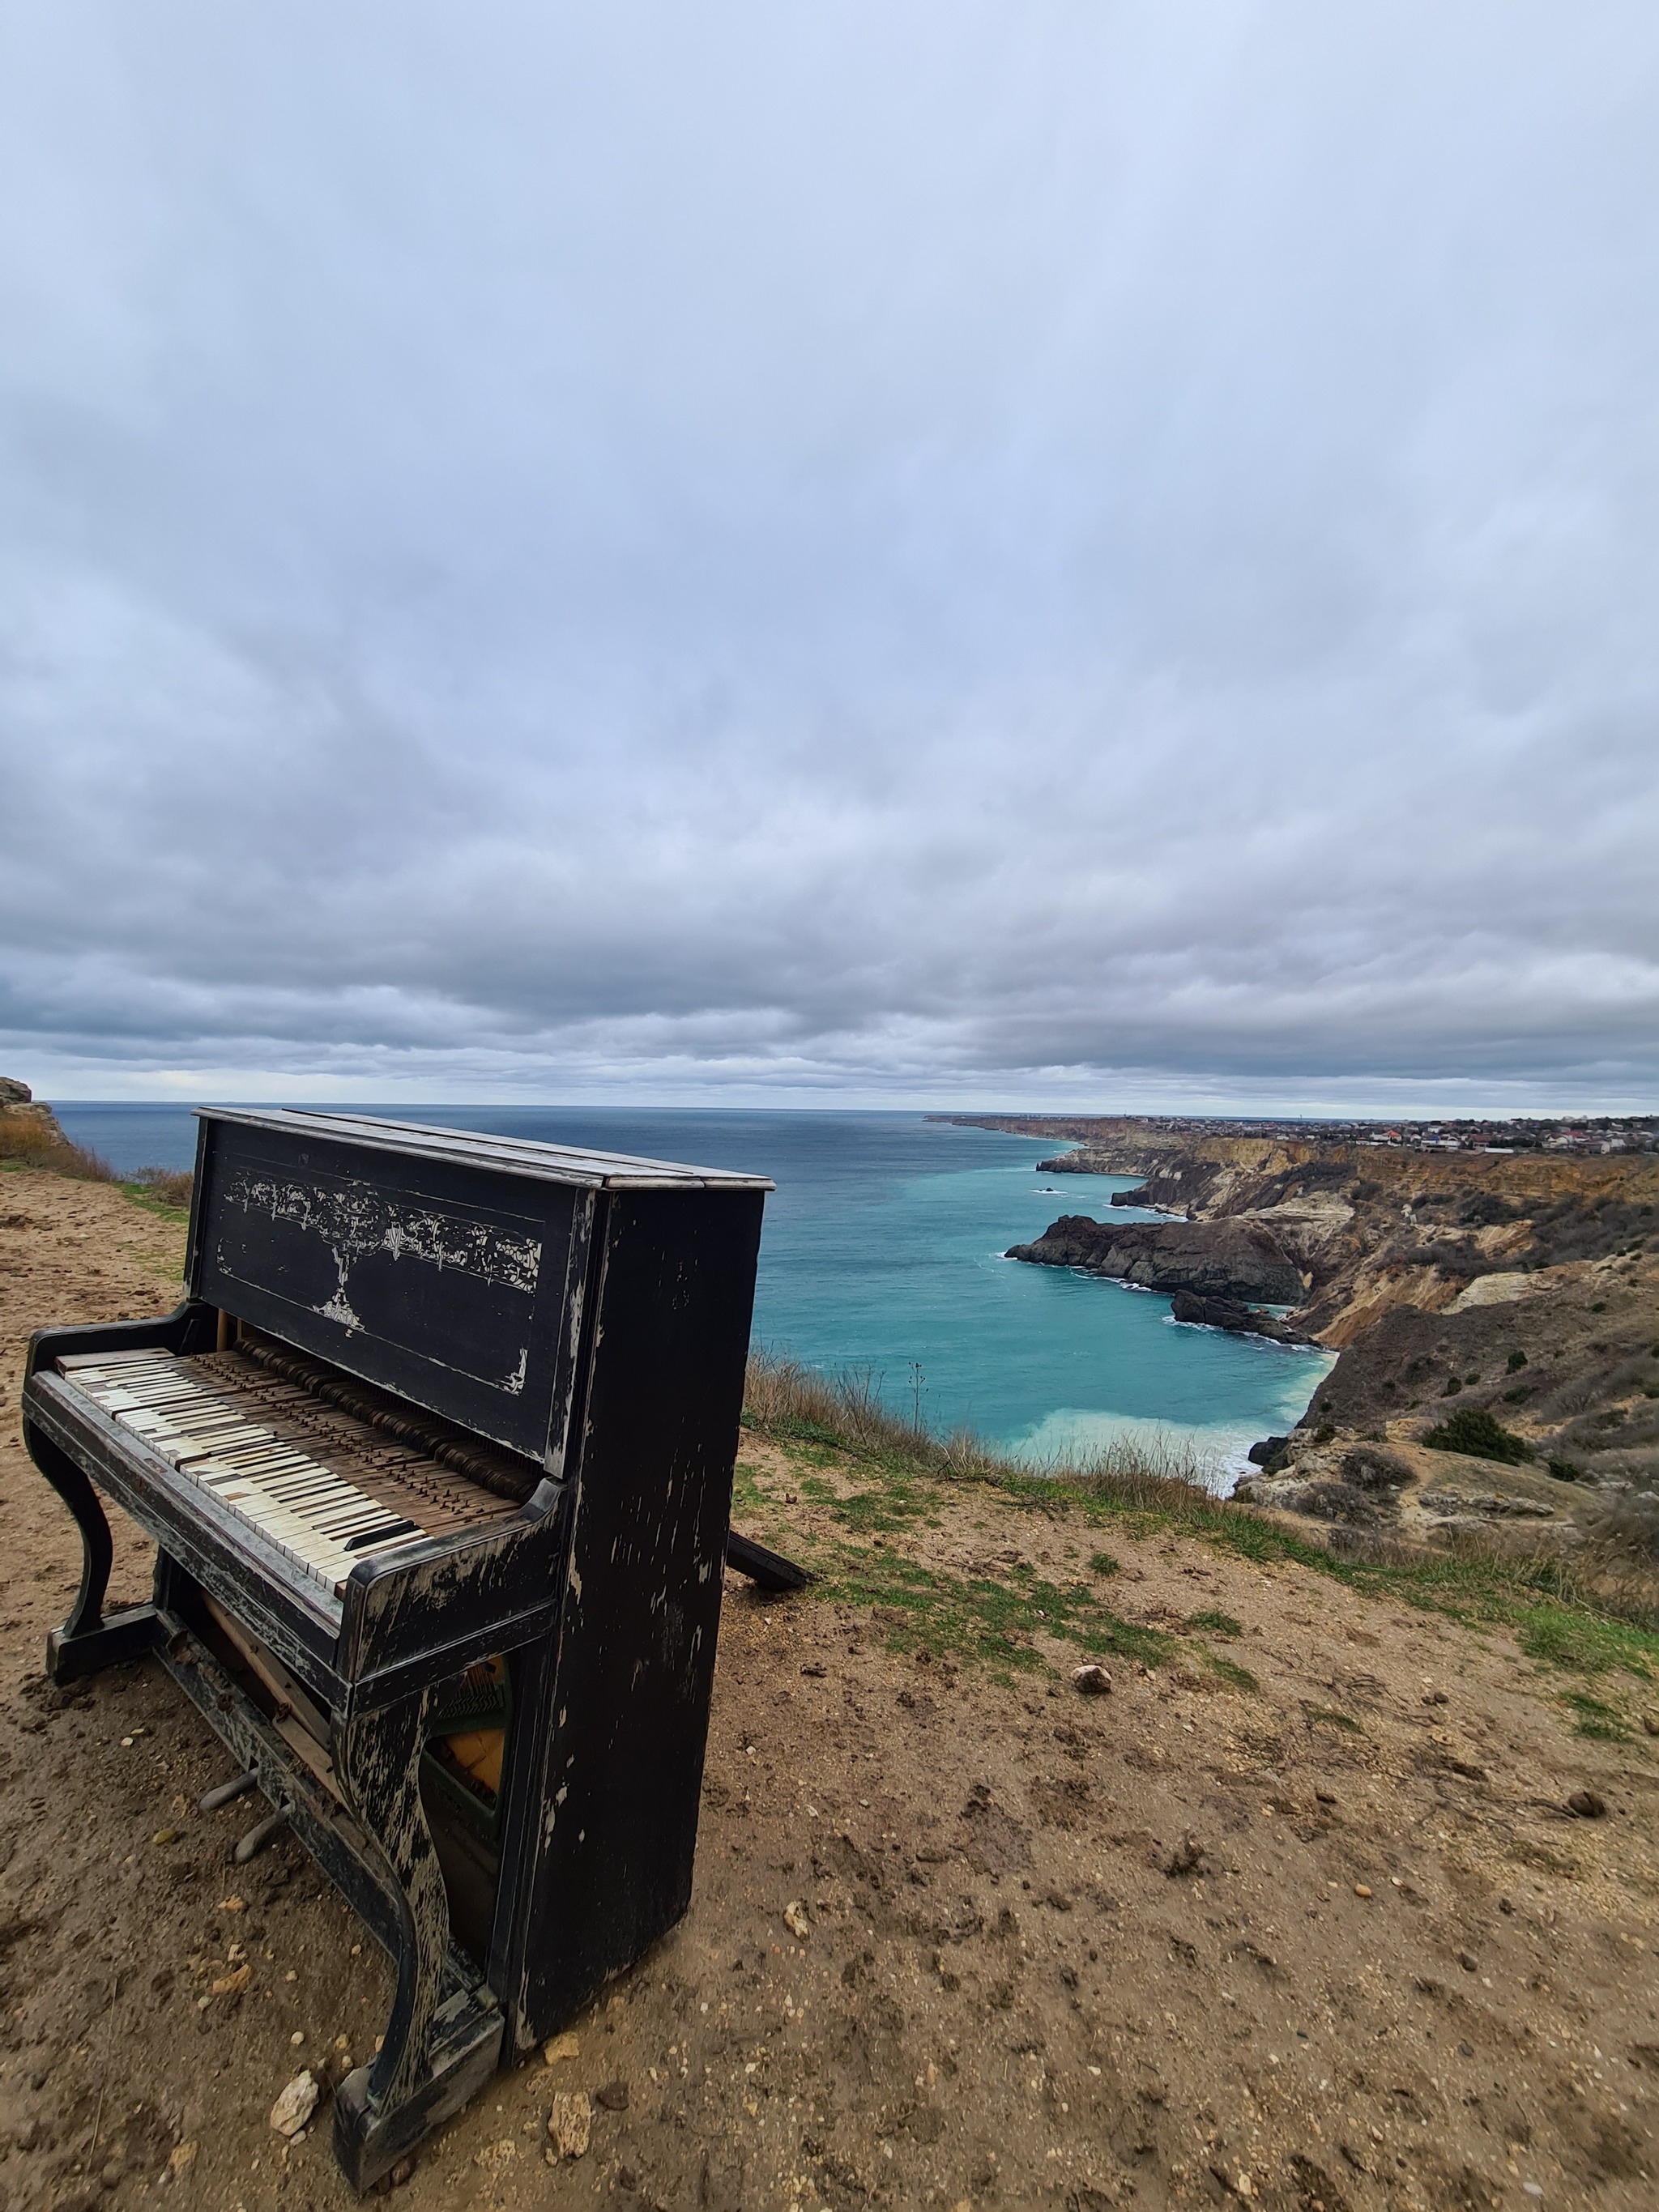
1088;1550;1122;1579
731;1462;768;1516
1516;1605;1657;1681
1199;1651;1258;1691
1559;1690;1634;1741
1188;1609;1243;1637
1305;1707;1363;1733
119;1182;190;1225
829;1532;1179;1669
808;1548;1182;1677
776;1416;855;1451
821;1475;938;1535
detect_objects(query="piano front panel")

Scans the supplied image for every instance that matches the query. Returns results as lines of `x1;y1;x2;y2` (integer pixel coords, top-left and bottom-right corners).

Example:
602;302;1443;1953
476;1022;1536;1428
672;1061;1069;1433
190;1115;594;1465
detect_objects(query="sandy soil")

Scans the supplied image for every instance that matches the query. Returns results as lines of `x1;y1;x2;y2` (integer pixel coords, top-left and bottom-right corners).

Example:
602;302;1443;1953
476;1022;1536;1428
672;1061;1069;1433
0;1168;1655;2212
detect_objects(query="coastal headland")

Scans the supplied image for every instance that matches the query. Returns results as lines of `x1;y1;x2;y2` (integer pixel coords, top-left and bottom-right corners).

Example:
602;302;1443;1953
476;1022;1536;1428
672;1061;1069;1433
953;1115;1659;1554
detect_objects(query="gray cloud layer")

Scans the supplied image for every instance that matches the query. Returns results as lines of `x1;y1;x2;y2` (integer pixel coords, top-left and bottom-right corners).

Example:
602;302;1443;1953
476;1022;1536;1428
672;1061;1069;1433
3;2;1657;1109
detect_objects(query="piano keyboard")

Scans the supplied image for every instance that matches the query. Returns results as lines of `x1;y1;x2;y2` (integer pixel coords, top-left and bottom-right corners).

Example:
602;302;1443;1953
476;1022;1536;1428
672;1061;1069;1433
58;1348;520;1602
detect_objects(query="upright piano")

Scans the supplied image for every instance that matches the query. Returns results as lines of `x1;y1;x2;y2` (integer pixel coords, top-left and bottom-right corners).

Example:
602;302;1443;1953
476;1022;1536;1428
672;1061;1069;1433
21;1110;792;2187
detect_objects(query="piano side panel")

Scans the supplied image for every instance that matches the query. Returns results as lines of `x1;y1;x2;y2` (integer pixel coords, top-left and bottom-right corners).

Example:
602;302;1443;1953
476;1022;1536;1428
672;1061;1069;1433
499;1185;765;2039
188;1117;593;1467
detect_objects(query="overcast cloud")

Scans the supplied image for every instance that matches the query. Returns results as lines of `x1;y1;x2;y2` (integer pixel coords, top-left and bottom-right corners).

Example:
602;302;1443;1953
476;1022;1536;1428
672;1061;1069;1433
2;1;1656;1112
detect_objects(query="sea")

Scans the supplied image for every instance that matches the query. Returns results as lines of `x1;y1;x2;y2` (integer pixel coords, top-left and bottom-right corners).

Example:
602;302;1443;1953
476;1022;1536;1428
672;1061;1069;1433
49;1104;1331;1487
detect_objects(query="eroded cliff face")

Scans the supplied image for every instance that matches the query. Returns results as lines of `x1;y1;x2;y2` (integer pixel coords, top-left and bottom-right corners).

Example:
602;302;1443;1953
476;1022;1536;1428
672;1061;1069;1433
975;1115;1659;1517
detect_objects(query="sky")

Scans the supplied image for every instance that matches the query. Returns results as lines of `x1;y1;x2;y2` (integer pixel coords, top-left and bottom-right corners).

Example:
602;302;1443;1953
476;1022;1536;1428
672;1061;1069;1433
2;2;1657;1117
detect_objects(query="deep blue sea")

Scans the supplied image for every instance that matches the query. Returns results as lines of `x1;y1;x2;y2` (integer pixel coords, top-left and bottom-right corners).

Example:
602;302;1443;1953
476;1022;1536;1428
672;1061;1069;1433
50;1104;1330;1482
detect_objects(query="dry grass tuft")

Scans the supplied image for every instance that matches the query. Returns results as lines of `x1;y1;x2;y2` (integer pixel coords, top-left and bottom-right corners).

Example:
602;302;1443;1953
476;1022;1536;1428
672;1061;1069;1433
0;1115;193;1212
0;1116;119;1183
1408;1518;1659;1626
742;1346;1224;1507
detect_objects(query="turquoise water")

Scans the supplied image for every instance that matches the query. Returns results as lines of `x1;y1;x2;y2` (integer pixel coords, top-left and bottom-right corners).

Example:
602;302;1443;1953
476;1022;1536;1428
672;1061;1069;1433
49;1105;1330;1481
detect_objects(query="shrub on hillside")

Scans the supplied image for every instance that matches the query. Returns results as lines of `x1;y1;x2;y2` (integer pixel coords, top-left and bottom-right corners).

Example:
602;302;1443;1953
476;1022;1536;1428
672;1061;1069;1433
1421;1404;1533;1464
131;1165;194;1209
1340;1444;1412;1490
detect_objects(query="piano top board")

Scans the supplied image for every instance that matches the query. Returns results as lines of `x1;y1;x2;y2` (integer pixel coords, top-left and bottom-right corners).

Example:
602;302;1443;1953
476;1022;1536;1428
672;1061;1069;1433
186;1110;774;1472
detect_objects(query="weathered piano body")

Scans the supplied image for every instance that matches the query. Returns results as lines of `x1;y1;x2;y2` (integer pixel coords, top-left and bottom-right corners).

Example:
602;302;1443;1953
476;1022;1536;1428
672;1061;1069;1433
21;1110;780;2187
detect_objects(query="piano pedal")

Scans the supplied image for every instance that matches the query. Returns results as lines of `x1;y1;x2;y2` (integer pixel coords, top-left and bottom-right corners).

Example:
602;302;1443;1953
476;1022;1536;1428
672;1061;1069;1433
233;1806;290;1865
198;1769;258;1813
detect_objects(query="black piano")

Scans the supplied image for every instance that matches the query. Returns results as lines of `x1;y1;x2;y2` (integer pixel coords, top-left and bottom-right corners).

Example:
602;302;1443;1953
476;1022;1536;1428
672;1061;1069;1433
21;1110;799;2188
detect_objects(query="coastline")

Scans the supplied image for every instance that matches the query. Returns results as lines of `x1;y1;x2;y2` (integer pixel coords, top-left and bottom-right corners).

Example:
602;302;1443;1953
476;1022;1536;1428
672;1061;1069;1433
952;1110;1659;1550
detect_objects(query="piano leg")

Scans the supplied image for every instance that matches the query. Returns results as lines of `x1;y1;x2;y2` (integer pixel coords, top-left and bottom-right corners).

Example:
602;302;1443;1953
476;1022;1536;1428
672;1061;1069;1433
24;1418;159;1685
331;1690;503;2190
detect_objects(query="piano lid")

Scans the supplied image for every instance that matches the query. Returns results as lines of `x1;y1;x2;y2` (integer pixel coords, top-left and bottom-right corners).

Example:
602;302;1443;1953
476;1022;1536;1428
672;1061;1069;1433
191;1110;775;1192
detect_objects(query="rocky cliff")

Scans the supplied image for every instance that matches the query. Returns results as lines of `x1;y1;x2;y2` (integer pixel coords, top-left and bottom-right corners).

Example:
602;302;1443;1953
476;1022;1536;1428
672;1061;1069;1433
0;1078;67;1161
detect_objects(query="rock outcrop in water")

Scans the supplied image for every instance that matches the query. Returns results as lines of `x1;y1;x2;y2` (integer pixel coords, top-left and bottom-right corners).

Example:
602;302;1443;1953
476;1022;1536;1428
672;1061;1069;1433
1167;1289;1306;1344
1004;1213;1307;1305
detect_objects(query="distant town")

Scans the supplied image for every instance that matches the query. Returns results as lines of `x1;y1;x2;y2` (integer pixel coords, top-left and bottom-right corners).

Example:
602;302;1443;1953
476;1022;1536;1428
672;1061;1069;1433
943;1112;1659;1154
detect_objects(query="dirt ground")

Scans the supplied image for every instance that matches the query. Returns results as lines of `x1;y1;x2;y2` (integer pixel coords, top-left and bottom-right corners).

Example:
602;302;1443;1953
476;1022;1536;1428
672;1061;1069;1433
0;1168;1656;2212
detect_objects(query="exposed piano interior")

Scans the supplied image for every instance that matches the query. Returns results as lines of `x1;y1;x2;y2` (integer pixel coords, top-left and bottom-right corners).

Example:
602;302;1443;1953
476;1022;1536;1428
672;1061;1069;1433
21;1108;806;2190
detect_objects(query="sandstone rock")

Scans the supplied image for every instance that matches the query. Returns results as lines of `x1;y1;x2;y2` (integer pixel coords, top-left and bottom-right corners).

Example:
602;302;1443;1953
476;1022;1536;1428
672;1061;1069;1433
268;2071;318;2137
1072;1664;1113;1696
547;2091;591;2159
